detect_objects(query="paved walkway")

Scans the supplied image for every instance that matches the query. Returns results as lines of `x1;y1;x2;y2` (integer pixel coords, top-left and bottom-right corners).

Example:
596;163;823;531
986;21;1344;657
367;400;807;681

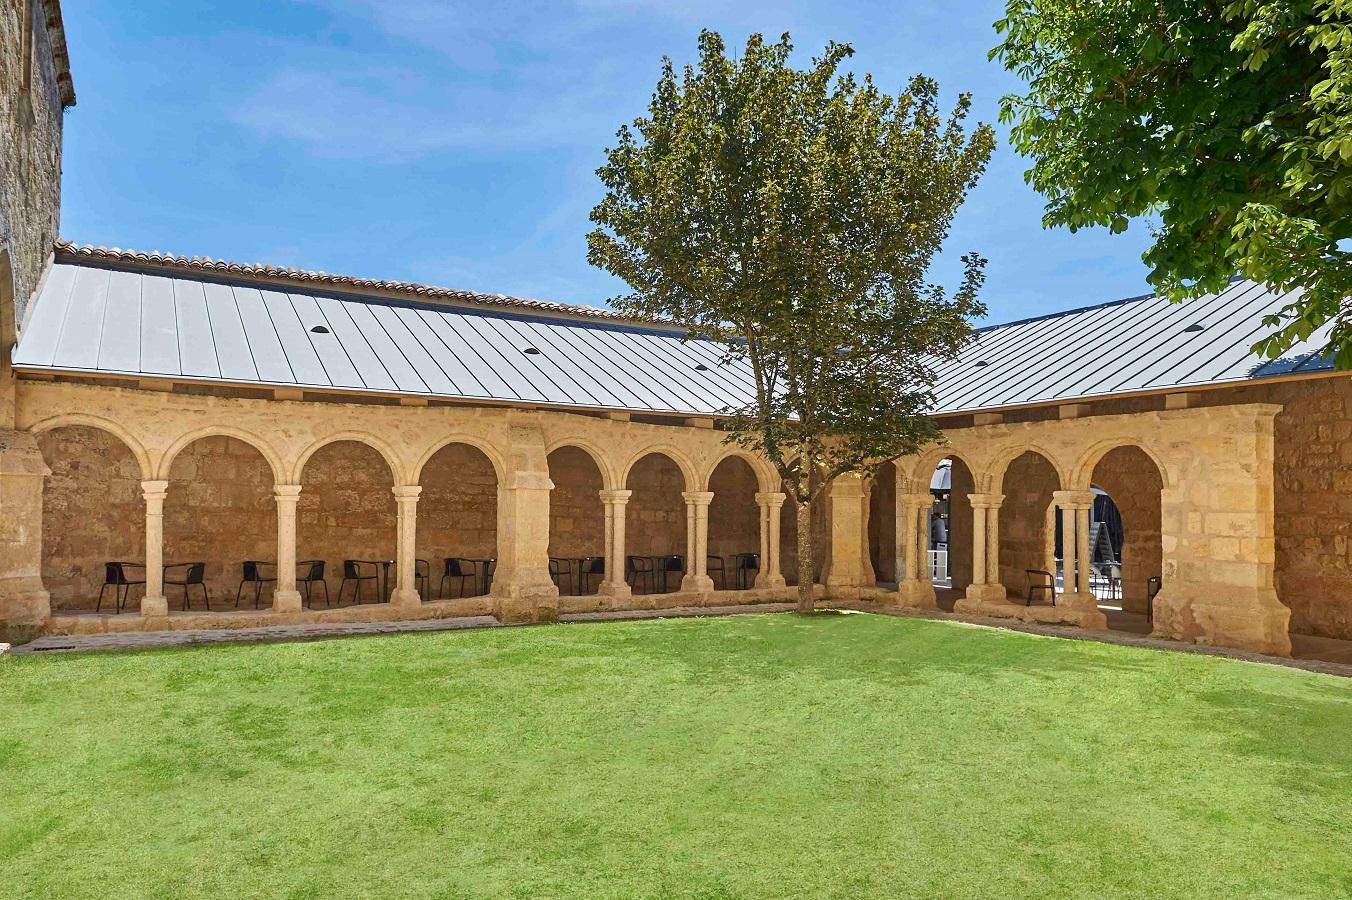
8;599;1351;678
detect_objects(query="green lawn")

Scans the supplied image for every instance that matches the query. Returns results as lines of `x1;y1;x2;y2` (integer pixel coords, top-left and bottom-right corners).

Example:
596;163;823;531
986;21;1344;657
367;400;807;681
2;613;1350;899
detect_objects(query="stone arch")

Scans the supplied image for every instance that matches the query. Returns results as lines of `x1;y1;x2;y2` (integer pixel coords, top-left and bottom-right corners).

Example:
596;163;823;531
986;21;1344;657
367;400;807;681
620;445;697;492
1070;439;1173;492
996;449;1064;596
699;449;776;494
623;449;693;580
544;438;617;492
412;434;507;486
985;442;1071;496
157;425;285;483
901;445;983;494
292;431;404;485
546;444;608;591
706;453;765;586
418;441;500;594
1087;445;1166;620
29;414;153;480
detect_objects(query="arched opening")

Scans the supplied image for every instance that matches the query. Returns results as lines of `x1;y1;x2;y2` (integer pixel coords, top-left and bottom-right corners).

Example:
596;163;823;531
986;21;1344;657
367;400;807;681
624;453;688;593
163;436;277;610
707;456;762;590
299;440;396;606
546;446;605;595
998;451;1061;602
36;425;146;612
935;456;975;611
419;442;499;600
1089;445;1164;633
868;463;898;585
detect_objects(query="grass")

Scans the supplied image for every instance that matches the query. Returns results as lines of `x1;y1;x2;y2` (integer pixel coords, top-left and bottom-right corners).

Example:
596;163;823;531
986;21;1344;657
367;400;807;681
2;613;1351;899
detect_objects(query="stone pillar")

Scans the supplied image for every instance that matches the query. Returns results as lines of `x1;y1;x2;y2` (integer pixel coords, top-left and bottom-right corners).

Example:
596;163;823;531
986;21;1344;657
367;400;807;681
272;484;303;613
391;485;422;609
754;491;787;588
956;493;1009;612
141;479;170;618
859;479;877;586
825;473;866;600
1076;504;1092;596
597;489;633;601
681;491;715;593
1152;404;1290;655
490;424;559;623
893;492;937;609
0;430;51;636
1052;490;1099;612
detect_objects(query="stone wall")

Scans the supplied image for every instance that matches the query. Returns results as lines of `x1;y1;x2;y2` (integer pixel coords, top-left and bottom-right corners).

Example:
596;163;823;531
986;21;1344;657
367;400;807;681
867;464;898;582
706;456;761;587
997;451;1059;599
417;442;498;595
297;440;397;605
623;453;688;585
1090;445;1163;614
37;425;144;610
546;446;605;560
949;458;975;591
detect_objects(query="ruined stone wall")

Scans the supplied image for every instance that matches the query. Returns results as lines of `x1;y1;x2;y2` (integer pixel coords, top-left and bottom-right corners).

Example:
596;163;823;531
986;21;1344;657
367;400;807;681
706;457;761;587
417;442;498;594
997;452;1059;599
37;425;144;610
624;454;688;585
162;436;275;608
1090;445;1163;614
297;440;396;604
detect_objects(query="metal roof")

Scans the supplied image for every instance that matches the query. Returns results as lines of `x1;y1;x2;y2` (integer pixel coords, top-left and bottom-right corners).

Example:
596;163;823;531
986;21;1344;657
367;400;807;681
12;259;1338;417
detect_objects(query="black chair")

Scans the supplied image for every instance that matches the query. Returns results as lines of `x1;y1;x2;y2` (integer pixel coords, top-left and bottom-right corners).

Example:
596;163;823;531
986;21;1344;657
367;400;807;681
734;552;760;589
1025;569;1054;606
414;559;431;599
97;561;145;613
657;554;684;592
298;560;328;608
626;555;655;593
549;557;574;594
481;558;497;595
1147;576;1162;624
706;555;727;590
165;562;209;611
339;560;379;605
581;556;605;593
236;560;276;609
440;558;476;598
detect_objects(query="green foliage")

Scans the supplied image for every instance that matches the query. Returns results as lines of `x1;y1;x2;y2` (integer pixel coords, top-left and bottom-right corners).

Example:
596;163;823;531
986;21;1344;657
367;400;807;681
992;0;1352;365
588;31;995;508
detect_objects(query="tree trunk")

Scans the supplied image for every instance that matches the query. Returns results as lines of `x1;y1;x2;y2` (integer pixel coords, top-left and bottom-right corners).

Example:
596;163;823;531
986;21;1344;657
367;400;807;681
796;498;814;614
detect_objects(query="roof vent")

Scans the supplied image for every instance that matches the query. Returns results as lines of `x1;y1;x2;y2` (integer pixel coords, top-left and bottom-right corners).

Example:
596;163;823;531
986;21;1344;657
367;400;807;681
974;360;991;367
309;325;330;334
523;347;542;355
1183;323;1205;333
694;363;709;371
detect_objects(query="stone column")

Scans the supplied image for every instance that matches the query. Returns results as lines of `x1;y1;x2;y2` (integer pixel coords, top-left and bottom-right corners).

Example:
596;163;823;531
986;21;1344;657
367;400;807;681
1076;504;1092;596
754;491;787;589
490;424;559;623
141;479;170;618
825;473;866;600
597;489;633;600
0;430;52;636
859;479;877;586
1052;489;1098;611
390;485;422;608
681;491;715;593
956;493;1009;612
272;484;303;613
893;492;937;609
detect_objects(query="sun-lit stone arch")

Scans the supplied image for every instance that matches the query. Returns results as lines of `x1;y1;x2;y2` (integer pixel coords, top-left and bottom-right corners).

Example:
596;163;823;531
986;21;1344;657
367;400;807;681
699;448;777;494
1070;438;1173;492
984;442;1070;496
544;437;617;492
156;425;285;483
28;413;153;480
292;431;406;484
899;445;984;494
411;433;508;486
620;444;698;491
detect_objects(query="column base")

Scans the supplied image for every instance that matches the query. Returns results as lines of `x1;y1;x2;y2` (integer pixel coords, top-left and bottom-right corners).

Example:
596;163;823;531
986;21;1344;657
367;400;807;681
141;594;169;618
389;588;422;610
492;592;559;624
753;573;787;589
680;574;715;593
272;589;303;614
1151;585;1291;656
954;582;1010;615
892;578;937;610
1056;590;1098;611
824;576;862;602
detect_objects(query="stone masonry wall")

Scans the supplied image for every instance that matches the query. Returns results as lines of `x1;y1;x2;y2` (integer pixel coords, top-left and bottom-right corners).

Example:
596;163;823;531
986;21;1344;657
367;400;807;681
706;456;761;588
297;440;396;605
997;451;1059;599
37;425;144;610
624;453;688;587
417;442;498;596
1090;445;1163;614
948;458;975;591
867;463;898;583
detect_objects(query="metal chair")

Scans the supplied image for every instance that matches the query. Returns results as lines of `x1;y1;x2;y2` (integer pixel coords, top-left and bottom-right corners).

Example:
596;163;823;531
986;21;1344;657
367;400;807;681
626;555;655;593
339;560;379;605
97;562;145;613
706;555;727;590
440;558;476;598
734;552;760;589
1147;576;1162;624
657;554;684;592
236;560;276;609
581;556;605;593
549;557;574;594
414;559;431;599
298;560;328;608
1025;569;1054;606
165;562;209;611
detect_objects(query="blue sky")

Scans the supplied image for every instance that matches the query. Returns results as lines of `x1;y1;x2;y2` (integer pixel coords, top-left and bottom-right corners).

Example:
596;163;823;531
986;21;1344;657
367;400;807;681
57;0;1155;325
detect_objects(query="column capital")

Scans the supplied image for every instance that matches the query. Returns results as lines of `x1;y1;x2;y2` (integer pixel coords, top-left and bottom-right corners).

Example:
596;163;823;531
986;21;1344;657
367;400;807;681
967;492;1004;509
599;488;633;505
900;492;934;508
273;484;302;499
681;490;715;505
140;479;169;500
392;484;423;501
754;491;786;508
1052;489;1096;509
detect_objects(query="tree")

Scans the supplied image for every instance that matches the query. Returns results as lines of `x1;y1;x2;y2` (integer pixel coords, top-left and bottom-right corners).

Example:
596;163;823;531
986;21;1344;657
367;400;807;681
587;31;995;612
992;0;1352;365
